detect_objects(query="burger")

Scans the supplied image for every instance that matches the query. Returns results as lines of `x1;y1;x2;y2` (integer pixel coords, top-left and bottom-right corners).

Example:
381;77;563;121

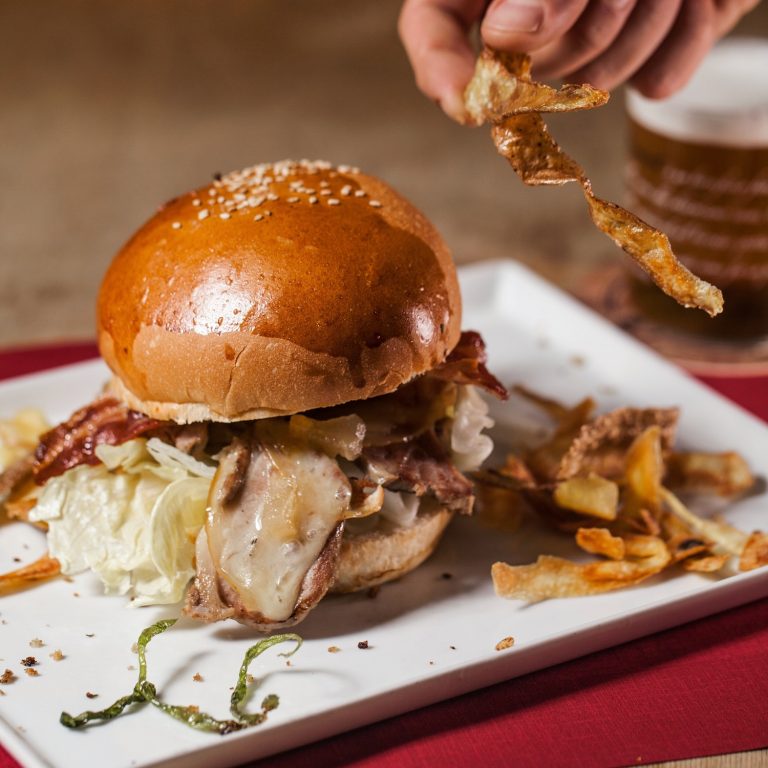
5;160;506;631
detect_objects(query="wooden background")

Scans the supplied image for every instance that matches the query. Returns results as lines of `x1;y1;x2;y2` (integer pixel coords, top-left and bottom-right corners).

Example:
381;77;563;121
1;4;767;763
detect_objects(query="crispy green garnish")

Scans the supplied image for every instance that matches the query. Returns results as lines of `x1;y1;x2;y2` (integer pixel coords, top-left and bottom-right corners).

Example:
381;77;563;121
60;619;302;734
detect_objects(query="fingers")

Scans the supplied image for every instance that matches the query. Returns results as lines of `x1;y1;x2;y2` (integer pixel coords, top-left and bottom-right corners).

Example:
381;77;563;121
399;0;486;122
532;0;638;80
712;0;762;37
481;0;590;53
631;0;716;98
569;0;683;91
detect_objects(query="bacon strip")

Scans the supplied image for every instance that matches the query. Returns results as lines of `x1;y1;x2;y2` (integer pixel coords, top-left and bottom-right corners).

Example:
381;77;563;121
430;330;508;399
363;431;475;515
33;397;165;484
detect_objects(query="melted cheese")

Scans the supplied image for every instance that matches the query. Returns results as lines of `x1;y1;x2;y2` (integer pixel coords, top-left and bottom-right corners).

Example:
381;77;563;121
207;437;351;622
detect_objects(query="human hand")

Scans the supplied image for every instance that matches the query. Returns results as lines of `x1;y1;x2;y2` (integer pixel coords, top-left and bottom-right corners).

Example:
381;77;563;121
399;0;761;121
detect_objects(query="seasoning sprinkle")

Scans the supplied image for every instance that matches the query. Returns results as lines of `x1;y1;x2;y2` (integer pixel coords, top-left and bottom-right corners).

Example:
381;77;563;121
0;669;16;684
369;200;382;208
197;210;209;221
171;222;182;230
219;212;231;220
327;198;340;206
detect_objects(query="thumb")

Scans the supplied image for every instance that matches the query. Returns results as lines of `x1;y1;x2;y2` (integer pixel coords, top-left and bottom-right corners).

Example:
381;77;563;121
481;0;589;53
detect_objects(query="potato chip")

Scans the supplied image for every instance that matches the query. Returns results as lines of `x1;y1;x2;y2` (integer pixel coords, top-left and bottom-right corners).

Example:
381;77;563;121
665;531;710;561
499;453;536;488
556;407;678;481
739;531;768;571
512;385;595;432
667;451;755;497
585;193;723;316
623;426;664;524
681;553;729;573
464;49;608;125
492;115;584;185
660;487;747;556
554;476;619;520
576;527;625;560
464;47;724;316
0;554;60;594
492;534;669;601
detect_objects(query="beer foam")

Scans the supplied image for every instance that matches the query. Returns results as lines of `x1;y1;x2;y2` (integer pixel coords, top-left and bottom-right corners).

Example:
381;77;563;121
626;38;768;147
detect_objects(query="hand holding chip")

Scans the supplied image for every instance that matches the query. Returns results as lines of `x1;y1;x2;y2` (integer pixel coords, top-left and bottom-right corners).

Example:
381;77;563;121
399;0;760;122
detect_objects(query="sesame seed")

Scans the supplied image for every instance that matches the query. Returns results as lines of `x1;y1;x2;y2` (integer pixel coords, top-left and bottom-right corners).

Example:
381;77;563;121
308;196;318;204
354;189;366;198
254;214;263;221
267;193;279;201
192;198;201;207
327;198;340;206
172;222;182;230
287;196;299;203
219;212;231;220
369;200;382;208
264;210;272;216
340;185;352;196
320;189;332;196
198;209;209;220
217;196;225;204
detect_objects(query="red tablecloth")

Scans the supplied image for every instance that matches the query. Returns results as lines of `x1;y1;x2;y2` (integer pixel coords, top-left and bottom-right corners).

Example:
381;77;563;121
1;343;767;768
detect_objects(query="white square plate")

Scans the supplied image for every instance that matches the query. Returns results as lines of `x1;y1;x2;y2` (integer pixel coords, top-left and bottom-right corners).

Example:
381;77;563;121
1;260;766;768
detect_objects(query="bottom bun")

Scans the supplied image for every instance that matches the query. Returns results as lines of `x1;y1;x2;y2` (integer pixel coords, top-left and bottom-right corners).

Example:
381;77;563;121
331;503;453;594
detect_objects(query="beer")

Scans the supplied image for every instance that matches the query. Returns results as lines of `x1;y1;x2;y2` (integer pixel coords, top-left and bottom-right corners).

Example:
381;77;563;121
625;38;768;345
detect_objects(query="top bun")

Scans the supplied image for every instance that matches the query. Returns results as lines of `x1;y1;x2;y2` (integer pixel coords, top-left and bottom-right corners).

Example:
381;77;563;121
97;160;461;423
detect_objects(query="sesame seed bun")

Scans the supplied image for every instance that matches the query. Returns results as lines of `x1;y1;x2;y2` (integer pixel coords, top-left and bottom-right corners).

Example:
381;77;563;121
97;160;461;423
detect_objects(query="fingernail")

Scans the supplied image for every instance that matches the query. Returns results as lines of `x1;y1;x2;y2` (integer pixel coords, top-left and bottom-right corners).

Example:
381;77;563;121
485;1;543;34
439;90;469;124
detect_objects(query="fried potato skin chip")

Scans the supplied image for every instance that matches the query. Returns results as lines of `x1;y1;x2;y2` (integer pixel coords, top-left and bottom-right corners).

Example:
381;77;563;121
667;451;755;497
554;476;619;520
493;534;670;601
0;554;60;595
740;531;768;571
464;47;724;317
464;48;608;126
576;527;625;560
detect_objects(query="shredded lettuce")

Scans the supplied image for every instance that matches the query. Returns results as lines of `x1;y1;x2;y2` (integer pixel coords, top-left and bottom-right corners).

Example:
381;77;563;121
29;438;214;606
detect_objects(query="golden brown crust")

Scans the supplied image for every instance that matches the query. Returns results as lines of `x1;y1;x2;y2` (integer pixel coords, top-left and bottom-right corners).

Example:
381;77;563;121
331;504;453;593
98;160;461;421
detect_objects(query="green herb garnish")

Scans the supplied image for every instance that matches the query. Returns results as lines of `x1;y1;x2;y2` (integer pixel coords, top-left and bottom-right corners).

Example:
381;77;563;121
60;619;302;734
